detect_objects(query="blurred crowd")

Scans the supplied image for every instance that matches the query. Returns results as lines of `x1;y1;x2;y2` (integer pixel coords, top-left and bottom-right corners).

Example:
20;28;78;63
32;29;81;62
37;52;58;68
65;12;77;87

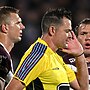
0;0;90;71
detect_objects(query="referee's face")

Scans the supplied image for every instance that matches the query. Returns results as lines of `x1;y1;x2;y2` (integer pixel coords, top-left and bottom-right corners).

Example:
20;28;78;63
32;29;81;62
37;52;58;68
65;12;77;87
53;16;72;49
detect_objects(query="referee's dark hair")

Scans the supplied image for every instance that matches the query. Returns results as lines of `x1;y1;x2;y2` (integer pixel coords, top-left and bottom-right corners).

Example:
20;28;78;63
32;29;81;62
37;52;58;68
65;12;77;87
41;8;72;34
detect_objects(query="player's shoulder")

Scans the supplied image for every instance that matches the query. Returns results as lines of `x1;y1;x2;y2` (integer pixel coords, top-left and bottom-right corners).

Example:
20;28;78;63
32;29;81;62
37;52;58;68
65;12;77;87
0;44;10;58
63;54;75;65
57;50;76;65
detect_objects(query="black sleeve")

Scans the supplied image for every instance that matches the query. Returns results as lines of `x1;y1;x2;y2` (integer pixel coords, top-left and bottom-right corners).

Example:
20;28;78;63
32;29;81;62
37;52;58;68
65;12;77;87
0;54;11;80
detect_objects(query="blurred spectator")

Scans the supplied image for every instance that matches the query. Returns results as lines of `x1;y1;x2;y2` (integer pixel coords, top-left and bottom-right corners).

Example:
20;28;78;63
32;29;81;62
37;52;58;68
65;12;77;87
0;0;7;6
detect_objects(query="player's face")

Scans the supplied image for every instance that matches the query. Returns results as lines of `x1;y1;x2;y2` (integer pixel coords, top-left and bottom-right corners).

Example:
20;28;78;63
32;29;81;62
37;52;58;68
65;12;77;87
77;24;90;56
54;17;72;49
7;13;25;43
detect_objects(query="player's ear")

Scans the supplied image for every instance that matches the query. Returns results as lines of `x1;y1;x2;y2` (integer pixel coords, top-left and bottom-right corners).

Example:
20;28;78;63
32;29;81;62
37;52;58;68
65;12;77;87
1;24;9;33
48;26;56;36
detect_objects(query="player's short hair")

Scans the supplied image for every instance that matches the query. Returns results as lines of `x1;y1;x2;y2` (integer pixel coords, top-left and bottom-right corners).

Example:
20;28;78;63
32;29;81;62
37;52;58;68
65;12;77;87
0;6;19;27
75;18;90;36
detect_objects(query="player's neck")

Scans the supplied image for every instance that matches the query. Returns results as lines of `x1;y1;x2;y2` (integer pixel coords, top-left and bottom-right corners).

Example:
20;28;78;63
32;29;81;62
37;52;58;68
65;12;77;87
0;39;14;53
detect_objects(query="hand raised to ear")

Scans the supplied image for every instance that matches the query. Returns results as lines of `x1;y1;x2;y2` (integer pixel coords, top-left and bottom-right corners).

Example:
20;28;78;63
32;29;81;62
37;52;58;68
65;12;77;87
62;31;84;57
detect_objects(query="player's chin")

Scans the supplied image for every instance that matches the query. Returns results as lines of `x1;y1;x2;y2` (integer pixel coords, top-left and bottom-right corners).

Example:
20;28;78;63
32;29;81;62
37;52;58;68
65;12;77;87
18;37;22;41
15;37;22;43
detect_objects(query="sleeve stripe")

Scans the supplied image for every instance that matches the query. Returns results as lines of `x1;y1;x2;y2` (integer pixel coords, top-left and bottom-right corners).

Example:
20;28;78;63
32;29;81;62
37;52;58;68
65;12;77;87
16;42;47;80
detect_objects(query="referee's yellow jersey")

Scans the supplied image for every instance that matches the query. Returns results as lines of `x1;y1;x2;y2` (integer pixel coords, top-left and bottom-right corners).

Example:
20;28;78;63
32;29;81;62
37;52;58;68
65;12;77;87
14;38;76;90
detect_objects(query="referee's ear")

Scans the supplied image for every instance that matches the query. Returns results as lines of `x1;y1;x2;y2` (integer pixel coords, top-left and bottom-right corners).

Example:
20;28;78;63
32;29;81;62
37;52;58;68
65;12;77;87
48;25;56;36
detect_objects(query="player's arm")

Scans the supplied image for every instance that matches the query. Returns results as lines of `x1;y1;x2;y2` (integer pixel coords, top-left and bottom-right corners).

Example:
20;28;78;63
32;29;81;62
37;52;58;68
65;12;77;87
6;78;24;90
69;54;88;90
62;31;89;90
